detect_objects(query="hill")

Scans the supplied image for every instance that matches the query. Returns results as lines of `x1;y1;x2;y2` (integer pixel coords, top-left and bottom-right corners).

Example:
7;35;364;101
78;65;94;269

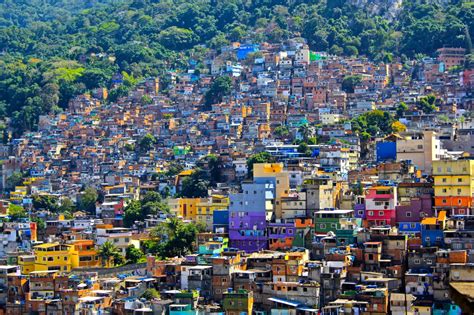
0;0;472;136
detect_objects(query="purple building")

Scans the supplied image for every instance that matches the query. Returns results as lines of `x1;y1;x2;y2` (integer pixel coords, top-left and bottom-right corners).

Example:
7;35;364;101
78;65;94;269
229;182;274;252
396;195;433;235
354;200;366;220
396;195;433;223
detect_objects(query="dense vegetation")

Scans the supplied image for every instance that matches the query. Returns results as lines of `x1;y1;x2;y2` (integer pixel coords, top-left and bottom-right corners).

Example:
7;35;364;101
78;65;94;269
0;0;472;135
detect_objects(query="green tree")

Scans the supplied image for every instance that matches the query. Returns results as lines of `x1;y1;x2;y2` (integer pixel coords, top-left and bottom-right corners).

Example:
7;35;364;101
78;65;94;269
297;142;312;157
5;172;24;192
99;241;121;267
274;125;289;138
139;133;156;152
33;195;59;212
246;152;274;177
8;204;28;221
180;172;209;198
77;187;98;214
125;245;144;264
59;197;75;213
204;76;232;109
123;200;142;228
341;75;362;93
417;95;438;114
396;102;409;118
141;288;160;300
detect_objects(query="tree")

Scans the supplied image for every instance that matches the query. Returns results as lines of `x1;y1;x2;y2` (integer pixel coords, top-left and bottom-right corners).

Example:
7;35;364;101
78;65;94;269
77;187;98;214
142;288;160;300
141;191;162;204
8;204;28;221
417;95;438;114
297;142;312;157
396;102;409;118
33;195;59;212
391;121;407;133
204;76;232;109
274;125;289;138
139;133;156;152
246;152;274;177
180;173;209;198
59;197;75;213
123;200;142;228
99;241;121;267
148;218;201;258
125;245;144;264
341;75;362;93
5;172;24;192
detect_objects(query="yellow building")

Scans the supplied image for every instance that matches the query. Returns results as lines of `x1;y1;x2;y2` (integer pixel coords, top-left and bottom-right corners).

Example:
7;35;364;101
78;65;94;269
196;195;230;231
253;163;290;219
168;197;200;220
18;255;36;274
432;159;474;215
71;240;101;268
33;243;76;272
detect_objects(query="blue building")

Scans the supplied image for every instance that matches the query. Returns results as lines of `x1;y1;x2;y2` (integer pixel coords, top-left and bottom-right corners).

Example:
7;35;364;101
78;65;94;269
376;141;396;162
236;44;259;60
213;210;229;233
420;211;446;247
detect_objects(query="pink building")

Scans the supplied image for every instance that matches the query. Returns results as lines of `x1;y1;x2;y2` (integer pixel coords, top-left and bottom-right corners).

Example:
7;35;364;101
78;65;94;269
365;186;397;227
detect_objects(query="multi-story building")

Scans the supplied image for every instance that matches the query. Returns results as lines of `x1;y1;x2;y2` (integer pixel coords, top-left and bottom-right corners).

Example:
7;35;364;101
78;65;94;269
228;182;273;252
432;158;474;216
396;130;442;174
33;243;76;273
253;163;290;220
365;186;397;227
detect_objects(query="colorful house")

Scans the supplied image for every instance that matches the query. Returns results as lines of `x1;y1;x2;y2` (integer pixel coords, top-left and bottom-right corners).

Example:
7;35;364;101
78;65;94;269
222;289;253;315
267;222;295;251
420;211;447;247
364;186;397;227
33;243;76;273
432;159;474;216
228;182;272;252
253;163;290;220
196;195;230;231
293;218;314;248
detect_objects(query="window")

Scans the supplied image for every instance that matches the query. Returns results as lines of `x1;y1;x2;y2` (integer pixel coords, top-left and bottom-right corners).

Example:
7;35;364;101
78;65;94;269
442;178;447;183
406;212;412;217
442;199;447;204
358;210;364;215
414;259;420;264
442;188;447;193
331;223;337;228
426;259;432;264
447;167;452;173
368;211;374;216
457;189;462;195
425;237;431;242
458;178;463;183
319;224;326;229
379;211;384;216
437;167;442;173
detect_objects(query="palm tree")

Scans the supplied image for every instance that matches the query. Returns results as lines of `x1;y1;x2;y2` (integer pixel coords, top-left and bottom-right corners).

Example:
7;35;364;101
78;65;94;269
99;241;121;267
150;217;182;242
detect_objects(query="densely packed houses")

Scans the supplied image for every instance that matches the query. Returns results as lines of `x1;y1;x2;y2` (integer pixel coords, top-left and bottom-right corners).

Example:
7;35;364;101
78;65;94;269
0;39;473;314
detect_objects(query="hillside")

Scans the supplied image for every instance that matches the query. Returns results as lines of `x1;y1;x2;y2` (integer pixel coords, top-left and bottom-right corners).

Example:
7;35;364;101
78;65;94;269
0;0;472;136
